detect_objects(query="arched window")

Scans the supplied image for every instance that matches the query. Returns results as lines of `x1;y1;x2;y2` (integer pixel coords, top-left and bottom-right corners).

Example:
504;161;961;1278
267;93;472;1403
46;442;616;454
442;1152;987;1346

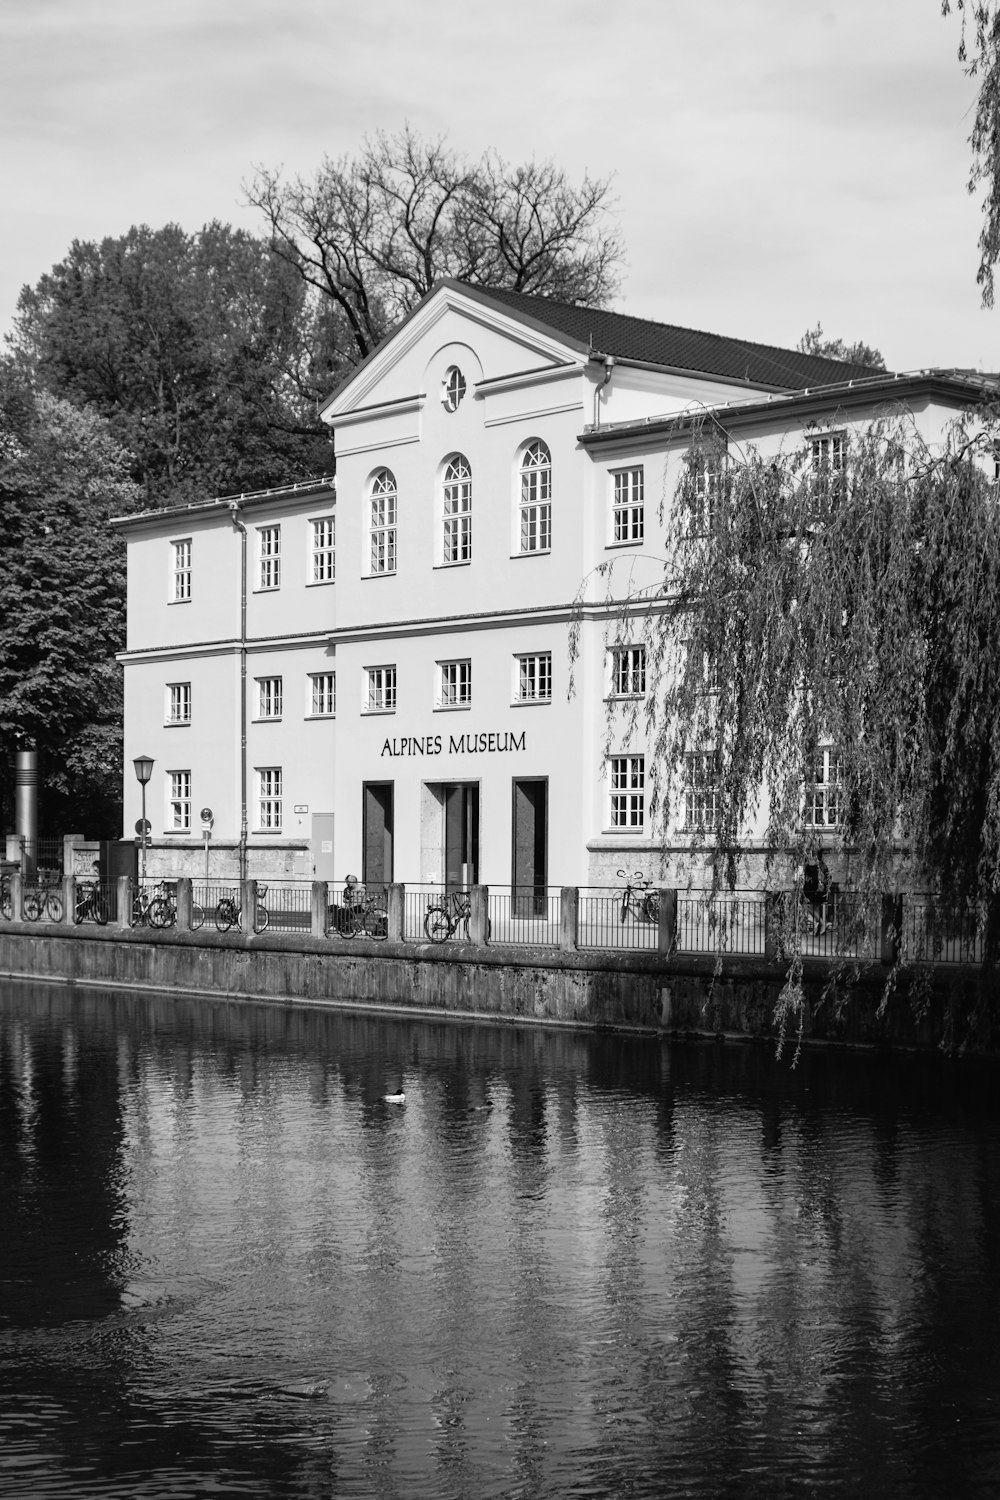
369;469;397;575
519;440;551;553
442;454;472;563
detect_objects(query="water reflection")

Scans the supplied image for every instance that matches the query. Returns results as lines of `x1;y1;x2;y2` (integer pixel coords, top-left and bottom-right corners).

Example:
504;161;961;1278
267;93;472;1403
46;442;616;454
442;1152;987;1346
1;981;999;1498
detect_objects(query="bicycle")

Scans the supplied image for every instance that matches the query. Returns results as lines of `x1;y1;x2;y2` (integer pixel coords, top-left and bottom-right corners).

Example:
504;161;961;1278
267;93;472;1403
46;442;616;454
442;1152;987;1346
215;883;269;934
617;869;660;924
330;875;387;939
0;874;11;920
423;889;491;943
75;880;110;926
132;881;176;929
22;872;64;923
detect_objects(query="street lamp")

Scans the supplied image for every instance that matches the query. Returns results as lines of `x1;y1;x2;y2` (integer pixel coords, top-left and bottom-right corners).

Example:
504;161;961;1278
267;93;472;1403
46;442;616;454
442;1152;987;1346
133;754;154;882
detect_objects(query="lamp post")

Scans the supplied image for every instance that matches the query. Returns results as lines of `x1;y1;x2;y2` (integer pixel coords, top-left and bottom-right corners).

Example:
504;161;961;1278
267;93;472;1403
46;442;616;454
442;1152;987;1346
133;754;154;882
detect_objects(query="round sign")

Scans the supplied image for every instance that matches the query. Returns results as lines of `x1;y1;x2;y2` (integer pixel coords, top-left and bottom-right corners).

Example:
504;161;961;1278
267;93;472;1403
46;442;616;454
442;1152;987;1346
134;818;151;836
200;807;213;822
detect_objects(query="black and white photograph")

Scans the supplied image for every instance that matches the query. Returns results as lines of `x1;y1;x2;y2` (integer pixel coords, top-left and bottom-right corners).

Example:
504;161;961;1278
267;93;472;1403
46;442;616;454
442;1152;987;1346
1;2;999;1495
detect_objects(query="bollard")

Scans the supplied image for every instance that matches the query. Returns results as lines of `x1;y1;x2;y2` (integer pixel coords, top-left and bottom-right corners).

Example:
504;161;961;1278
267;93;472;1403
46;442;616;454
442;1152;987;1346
116;875;132;930
470;885;490;945
311;880;329;938
387;883;405;943
175;877;193;932
656;889;677;955
560;886;579;952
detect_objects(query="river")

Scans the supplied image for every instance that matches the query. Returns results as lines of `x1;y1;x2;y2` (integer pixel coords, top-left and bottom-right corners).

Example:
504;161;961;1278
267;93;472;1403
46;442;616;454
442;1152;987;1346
1;981;998;1498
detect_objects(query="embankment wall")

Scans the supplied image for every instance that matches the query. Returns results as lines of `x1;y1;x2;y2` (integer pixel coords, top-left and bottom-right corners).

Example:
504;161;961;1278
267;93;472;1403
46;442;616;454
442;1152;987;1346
0;922;994;1054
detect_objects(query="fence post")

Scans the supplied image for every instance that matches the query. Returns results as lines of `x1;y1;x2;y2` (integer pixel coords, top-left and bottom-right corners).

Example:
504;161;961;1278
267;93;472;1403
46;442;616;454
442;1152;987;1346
560;886;579;952
311;880;329;938
175;877;193;932
9;872;23;920
242;879;257;933
470;885;490;945
880;894;902;964
387;883;405;943
116;875;132;930
62;873;75;926
764;891;783;961
656;889;677;955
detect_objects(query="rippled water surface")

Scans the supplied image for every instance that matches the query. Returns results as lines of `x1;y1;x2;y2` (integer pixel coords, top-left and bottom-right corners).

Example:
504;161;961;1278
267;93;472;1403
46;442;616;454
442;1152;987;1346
2;982;999;1498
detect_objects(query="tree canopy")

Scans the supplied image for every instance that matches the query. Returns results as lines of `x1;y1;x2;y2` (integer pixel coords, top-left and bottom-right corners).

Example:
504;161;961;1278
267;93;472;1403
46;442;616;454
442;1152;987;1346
611;399;1000;985
797;324;886;371
0;365;142;835
11;223;336;507
246;126;623;377
945;1;1000;306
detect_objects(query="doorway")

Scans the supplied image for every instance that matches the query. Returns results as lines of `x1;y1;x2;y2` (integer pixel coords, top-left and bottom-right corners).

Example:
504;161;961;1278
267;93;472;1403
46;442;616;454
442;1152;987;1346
443;783;479;891
363;783;393;886
512;777;548;916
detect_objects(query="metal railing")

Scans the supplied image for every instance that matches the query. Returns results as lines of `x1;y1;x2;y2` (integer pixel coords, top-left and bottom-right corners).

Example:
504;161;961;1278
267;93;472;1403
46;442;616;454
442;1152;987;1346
261;880;312;933
579;888;660;951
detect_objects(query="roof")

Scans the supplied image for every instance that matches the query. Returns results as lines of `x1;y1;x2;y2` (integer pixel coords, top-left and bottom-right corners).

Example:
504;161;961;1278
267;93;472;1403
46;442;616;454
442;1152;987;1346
109;474;336;531
476;284;888;390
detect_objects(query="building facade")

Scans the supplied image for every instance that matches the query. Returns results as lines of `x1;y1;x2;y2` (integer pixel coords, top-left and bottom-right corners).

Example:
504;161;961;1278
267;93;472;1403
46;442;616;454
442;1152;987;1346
114;280;984;891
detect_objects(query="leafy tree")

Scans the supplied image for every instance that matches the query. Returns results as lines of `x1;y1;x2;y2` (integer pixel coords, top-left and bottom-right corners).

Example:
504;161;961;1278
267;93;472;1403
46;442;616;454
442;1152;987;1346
944;1;1000;306
11;223;335;507
797;324;886;371
246;126;623;376
0;365;142;835
607;402;1000;1002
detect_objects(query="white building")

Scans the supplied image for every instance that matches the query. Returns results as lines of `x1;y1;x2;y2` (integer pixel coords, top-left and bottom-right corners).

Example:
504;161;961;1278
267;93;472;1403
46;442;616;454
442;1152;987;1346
114;280;984;893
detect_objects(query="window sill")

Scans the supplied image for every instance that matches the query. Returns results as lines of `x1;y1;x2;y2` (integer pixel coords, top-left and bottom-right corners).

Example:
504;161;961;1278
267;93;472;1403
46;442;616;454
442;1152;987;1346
434;703;471;713
605;537;644;550
603;694;645;705
163;720;191;728
363;707;396;716
306;578;335;588
363;571;396;580
253;829;284;835
251;717;282;724
305;713;336;721
161;828;192;836
602;827;645;837
253;586;281;594
509;549;551;559
510;697;551;708
167;598;191;606
434;560;472;570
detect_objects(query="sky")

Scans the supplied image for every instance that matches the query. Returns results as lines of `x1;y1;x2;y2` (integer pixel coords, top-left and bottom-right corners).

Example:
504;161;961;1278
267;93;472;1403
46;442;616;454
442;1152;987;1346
0;0;994;375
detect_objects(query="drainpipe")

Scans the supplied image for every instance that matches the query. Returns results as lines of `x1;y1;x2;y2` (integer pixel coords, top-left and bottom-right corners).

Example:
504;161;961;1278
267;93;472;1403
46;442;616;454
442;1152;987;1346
229;500;248;884
592;354;616;429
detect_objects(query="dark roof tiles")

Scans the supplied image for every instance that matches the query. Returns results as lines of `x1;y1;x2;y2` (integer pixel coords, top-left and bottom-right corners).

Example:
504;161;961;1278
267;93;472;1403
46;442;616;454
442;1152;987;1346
478;284;887;390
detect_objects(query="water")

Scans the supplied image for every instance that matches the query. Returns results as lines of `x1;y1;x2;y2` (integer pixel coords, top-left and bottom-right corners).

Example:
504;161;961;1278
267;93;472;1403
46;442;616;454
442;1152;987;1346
2;982;999;1499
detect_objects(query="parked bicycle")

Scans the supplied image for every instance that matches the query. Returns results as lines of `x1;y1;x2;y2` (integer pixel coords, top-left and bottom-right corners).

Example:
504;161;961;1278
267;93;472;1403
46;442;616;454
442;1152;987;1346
423;888;491;943
617;869;660;924
131;881;176;929
75;879;110;926
215;883;269;934
329;875;387;939
0;874;12;920
22;872;64;923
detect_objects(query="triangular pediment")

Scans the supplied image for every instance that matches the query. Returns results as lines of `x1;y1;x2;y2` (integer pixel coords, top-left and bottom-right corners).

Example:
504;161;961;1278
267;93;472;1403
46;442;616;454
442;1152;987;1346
320;280;591;424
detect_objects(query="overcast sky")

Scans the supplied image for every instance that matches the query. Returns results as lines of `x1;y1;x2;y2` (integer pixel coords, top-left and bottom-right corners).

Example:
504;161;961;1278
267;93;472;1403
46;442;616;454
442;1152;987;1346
1;0;993;374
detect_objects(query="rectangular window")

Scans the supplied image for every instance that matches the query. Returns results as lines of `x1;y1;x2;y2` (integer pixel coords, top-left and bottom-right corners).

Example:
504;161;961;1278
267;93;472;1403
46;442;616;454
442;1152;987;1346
612;467;644;543
690;454;723;535
438;659;472;708
256;676;283;719
370;492;397;575
612;645;646;697
804;746;841;827
172;539;191;601
168;770;191;832
684;751;720;831
167;682;191;724
365;665;397;712
684;641;718;694
810;432;846;502
311;517;335;583
258;767;282;830
609;755;645;829
309;672;336;716
258;525;281;589
516;652;552;702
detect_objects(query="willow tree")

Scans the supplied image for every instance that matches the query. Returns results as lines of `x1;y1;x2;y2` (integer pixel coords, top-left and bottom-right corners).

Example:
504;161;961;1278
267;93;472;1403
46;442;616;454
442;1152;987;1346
614;402;1000;984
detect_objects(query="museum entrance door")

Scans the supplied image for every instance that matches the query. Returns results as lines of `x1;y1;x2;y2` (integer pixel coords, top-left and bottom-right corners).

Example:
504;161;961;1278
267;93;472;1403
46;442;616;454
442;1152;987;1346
443;783;479;892
363;782;394;887
512;777;548;916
